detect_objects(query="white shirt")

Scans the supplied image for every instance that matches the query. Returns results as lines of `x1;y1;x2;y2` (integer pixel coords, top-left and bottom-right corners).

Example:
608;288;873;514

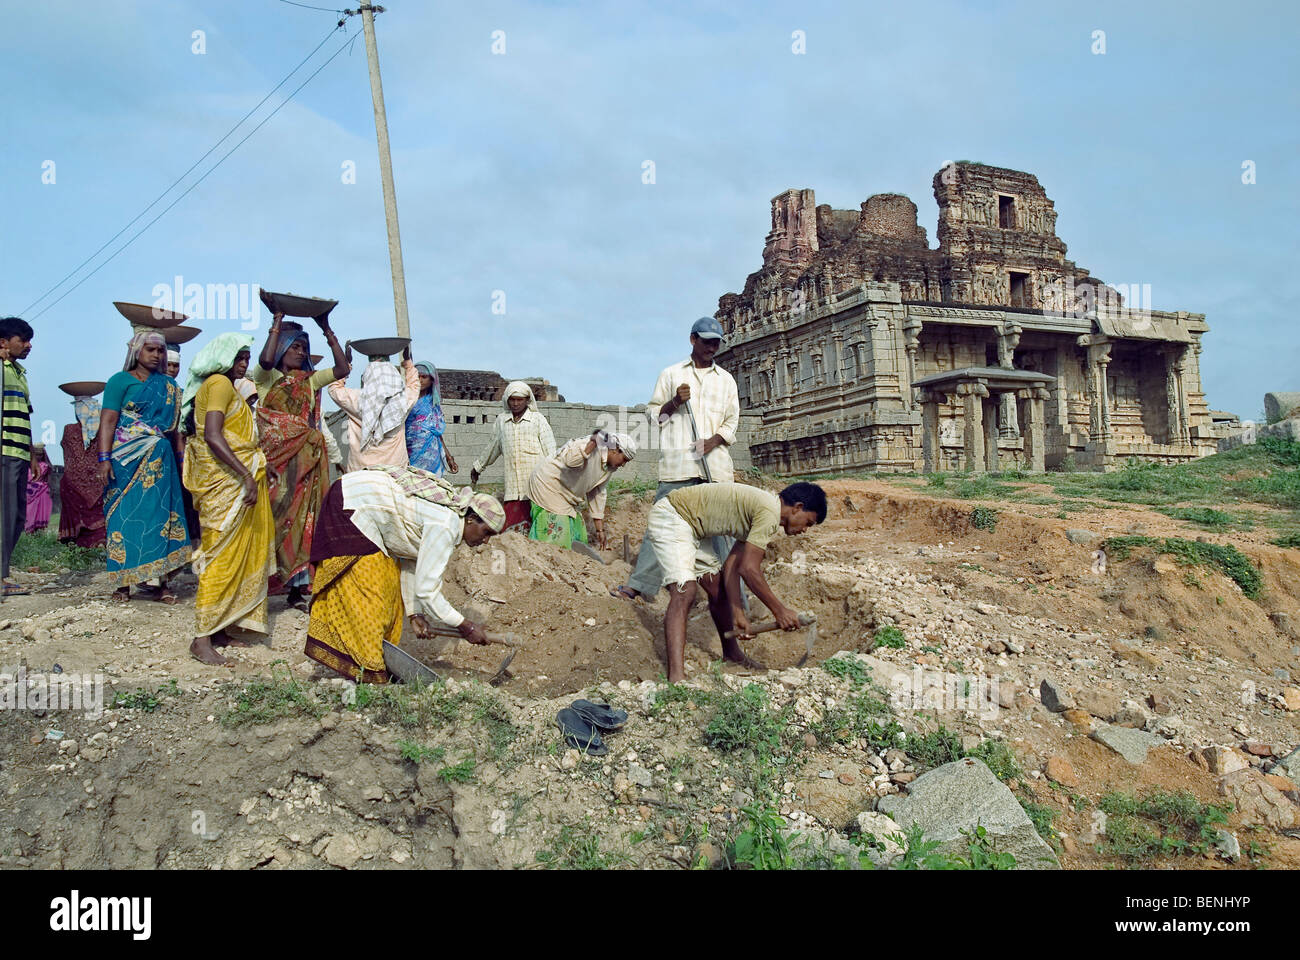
646;359;739;482
339;471;466;627
473;408;556;501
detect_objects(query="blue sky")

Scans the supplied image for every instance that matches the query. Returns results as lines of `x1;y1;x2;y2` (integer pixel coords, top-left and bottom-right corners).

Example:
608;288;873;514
3;0;1297;462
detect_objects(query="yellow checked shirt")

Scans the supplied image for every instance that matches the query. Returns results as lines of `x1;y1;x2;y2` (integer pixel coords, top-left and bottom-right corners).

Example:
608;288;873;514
645;359;739;483
473;409;556;502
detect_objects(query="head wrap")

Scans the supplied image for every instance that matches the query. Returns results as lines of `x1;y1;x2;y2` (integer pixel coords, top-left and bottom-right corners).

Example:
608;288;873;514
166;349;181;366
414;361;442;406
364;466;506;533
72;396;101;447
501;380;536;412
612;431;636;460
272;327;315;373
181;333;254;426
594;430;636;460
234;378;259;404
123;331;167;372
358;361;408;449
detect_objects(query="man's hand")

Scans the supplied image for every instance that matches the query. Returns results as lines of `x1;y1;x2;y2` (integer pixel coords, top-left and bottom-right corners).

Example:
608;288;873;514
594;521;607;550
458;620;488;645
469;468;480;485
774;605;802;631
675;383;691;405
731;609;752;640
409;614;432;639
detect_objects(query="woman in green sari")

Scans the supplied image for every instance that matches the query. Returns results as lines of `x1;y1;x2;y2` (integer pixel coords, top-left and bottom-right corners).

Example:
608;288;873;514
97;331;191;601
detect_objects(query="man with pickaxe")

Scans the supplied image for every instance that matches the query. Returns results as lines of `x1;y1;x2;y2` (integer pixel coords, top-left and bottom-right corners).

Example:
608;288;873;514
645;480;827;683
611;316;739;602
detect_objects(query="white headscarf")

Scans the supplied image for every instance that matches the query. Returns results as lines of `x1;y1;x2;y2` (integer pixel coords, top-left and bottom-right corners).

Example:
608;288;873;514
501;380;537;412
359;361;408;449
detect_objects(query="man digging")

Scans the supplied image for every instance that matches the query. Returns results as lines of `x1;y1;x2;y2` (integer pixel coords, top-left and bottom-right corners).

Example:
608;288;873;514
647;480;826;682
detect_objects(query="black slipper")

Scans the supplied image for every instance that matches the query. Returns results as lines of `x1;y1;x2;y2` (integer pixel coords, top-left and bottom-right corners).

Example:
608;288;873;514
555;707;607;756
570;699;628;731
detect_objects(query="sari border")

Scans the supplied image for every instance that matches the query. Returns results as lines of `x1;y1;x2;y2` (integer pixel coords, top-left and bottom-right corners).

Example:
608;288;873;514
304;634;390;684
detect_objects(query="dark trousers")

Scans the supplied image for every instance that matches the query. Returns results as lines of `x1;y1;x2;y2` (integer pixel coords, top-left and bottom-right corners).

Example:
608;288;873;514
1;455;29;579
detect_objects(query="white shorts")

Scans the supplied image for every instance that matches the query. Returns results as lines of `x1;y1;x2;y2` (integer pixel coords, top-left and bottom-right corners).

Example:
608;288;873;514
646;497;722;590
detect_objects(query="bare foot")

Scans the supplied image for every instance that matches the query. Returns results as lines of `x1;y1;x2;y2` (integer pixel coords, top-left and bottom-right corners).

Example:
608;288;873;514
112;587;130;603
210;629;254;648
722;640;766;672
190;636;230;666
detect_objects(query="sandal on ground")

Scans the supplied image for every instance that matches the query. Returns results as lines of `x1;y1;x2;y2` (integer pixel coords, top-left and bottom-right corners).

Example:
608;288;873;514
554;707;607;756
140;584;178;604
3;582;30;597
609;584;638;601
570;699;628;731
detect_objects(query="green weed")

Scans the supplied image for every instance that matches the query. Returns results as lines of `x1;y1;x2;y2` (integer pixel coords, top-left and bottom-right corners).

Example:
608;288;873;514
221;662;324;727
1096;789;1231;863
703;685;785;753
970;507;999;531
873;625;907;649
112;677;180;713
535;823;630;869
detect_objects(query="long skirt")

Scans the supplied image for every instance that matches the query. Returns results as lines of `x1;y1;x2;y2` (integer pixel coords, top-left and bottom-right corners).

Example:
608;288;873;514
59;424;106;548
305;553;404;683
528;502;587;548
503;498;531;531
192;474;274;637
25;480;52;533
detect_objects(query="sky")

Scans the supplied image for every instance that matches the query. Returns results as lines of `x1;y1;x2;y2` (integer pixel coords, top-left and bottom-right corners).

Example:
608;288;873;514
2;0;1297;463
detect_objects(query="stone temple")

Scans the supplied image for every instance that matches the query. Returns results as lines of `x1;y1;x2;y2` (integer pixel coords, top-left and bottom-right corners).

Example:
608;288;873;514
714;162;1217;474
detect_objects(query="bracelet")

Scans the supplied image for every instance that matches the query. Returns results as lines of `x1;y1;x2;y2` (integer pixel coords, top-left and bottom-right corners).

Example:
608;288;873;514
97;453;111;463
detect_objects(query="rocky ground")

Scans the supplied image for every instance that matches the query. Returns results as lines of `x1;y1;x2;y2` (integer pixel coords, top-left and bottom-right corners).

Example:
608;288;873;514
0;477;1297;869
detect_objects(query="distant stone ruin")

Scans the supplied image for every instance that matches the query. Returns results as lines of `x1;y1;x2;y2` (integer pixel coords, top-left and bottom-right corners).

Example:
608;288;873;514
715;162;1217;474
436;369;563;403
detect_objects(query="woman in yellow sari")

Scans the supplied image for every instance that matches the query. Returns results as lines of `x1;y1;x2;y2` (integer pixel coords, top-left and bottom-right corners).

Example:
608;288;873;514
181;333;275;666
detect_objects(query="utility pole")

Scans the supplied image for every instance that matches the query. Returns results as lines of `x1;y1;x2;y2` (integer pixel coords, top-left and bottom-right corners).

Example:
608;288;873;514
358;2;411;338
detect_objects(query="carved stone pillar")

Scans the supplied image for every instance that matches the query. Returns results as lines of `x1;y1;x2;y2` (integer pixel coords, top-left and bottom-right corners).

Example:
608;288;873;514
1165;348;1183;445
1020;386;1048;472
1174;356;1191;446
997;321;1022;439
959;381;989;473
984;396;1000;473
1079;336;1112;442
919;389;941;473
903;317;922;410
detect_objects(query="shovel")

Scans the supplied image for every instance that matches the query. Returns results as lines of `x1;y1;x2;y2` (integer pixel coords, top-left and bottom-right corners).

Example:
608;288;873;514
382;640;440;685
723;612;819;667
570;540;607;565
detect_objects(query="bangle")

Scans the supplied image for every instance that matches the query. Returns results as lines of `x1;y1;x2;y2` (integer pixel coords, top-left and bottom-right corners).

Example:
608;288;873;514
98;453;111;463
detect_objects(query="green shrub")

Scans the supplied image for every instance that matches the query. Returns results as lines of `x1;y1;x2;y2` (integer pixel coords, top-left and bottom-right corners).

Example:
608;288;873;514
970;507;998;531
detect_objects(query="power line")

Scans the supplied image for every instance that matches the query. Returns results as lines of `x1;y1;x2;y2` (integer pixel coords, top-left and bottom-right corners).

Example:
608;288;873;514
274;0;346;12
20;21;346;317
28;28;362;322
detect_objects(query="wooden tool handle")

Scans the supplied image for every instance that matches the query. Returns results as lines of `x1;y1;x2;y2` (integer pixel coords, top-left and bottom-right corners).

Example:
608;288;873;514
723;612;816;640
425;625;521;648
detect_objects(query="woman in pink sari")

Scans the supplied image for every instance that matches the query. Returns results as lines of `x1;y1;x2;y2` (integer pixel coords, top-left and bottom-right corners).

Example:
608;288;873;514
24;443;53;533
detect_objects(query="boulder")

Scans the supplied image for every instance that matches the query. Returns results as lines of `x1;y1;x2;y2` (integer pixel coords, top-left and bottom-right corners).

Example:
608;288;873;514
849;811;906;866
1091;725;1163;765
1200;745;1250;775
1217;771;1297;830
1075;688;1121;721
1066;529;1098;545
1040;679;1075;713
876;757;1059;869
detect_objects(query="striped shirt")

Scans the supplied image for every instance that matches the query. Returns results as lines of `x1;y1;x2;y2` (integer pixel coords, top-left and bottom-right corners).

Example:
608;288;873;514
646;359;739;483
1;360;32;462
473;408;556;502
338;470;466;627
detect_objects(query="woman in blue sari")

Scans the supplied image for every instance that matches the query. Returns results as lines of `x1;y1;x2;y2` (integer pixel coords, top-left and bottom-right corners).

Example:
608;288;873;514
404;361;458;476
97;331;192;602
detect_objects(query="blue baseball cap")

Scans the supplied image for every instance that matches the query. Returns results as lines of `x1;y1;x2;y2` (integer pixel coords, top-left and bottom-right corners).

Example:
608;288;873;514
691;317;725;341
